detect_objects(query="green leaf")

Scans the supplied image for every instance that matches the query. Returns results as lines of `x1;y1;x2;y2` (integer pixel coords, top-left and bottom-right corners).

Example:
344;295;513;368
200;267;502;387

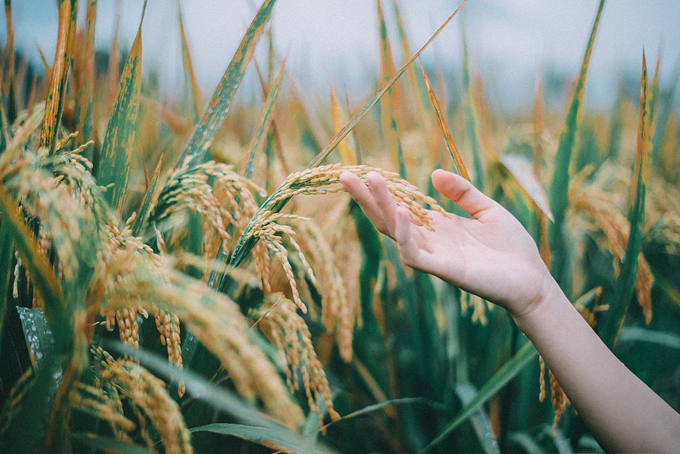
132;155;163;237
73;0;97;151
455;383;500;454
240;60;286;179
619;327;680;350
178;0;203;121
108;341;283;429
600;52;650;348
16;307;55;370
548;0;605;291
508;432;547;454
96;13;144;214
175;0;277;169
191;424;328;454
0;187;68;351
40;0;78;154
422;341;537;452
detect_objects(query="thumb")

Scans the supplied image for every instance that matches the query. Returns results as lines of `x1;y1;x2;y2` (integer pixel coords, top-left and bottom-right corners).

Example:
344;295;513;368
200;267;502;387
431;169;496;219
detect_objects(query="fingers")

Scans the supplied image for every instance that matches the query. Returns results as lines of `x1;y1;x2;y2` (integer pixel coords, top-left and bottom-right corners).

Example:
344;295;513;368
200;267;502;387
431;169;496;219
394;206;422;267
340;172;387;234
366;172;397;235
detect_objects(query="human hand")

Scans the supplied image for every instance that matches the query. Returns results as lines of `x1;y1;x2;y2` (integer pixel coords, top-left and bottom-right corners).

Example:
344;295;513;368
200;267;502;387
340;169;556;317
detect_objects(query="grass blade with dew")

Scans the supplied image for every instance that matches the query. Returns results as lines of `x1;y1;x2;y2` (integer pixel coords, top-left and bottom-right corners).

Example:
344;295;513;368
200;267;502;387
229;0;469;268
455;383;501;454
132;154;163;237
425;288;602;452
376;0;406;178
178;0;202;121
461;20;485;189
600;52;650;348
73;0;97;152
0;187;69;351
548;0;605;292
174;0;277;169
96;1;146;215
39;0;78;155
420;60;469;180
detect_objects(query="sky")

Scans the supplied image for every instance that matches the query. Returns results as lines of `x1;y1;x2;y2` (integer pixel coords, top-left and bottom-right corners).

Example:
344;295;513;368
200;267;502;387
3;0;680;111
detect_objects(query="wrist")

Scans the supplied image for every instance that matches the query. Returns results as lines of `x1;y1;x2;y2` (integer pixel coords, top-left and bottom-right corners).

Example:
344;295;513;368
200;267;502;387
511;272;568;334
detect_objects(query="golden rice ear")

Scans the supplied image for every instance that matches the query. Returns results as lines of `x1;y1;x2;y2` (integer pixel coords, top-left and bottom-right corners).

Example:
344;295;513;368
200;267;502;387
95;351;194;454
254;294;341;428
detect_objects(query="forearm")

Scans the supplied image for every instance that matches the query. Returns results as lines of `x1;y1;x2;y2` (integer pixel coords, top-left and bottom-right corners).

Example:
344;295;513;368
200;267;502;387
513;277;680;453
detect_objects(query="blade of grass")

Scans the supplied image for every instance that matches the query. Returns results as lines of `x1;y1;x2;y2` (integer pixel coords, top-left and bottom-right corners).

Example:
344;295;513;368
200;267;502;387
178;0;202;121
419;60;469;180
548;0;605;292
619;327;680;350
307;0;468;169
330;87;356;165
132;154;163;236
391;0;428;128
191;424;329;454
600;52;650;348
39;0;78;155
96;4;146;214
461;20;485;189
109;341;285;429
376;0;406;177
456;383;501;454
239;60;286;179
3;0;17;122
424;288;602;452
74;0;97;151
175;0;277;169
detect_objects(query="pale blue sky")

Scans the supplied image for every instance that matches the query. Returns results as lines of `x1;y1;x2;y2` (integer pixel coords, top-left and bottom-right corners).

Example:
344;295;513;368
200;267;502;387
3;0;680;110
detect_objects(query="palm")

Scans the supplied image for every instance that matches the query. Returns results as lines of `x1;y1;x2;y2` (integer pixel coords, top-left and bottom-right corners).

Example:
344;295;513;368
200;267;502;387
340;170;550;316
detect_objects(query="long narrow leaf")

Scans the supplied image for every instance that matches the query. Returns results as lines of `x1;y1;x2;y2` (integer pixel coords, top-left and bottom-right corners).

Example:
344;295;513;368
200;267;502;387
40;0;78;154
191;424;329;454
601;52;650;348
178;0;202;121
175;0;277;169
96;7;145;214
548;0;606;290
420;60;469;179
307;0;468;169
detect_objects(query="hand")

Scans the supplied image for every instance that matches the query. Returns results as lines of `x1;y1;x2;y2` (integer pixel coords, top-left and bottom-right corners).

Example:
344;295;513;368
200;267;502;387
340;169;555;317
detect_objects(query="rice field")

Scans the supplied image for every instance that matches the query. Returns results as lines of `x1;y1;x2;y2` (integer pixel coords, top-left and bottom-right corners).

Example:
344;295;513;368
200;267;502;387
0;0;679;453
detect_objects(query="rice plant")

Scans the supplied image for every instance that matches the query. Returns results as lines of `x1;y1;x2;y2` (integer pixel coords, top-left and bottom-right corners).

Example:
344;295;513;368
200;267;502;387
1;0;679;453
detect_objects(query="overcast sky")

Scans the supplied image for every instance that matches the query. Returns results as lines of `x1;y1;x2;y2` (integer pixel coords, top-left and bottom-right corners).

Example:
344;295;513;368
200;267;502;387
3;0;680;110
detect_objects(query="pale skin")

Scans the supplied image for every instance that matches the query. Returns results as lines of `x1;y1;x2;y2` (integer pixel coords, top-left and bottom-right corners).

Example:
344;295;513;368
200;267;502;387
340;169;680;454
